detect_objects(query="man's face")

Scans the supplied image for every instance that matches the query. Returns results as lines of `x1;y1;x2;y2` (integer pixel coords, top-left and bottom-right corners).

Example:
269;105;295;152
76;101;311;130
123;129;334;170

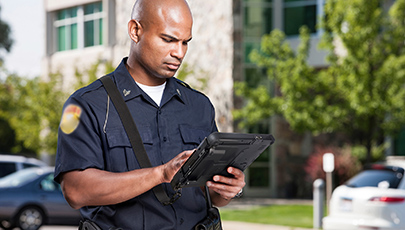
135;8;193;80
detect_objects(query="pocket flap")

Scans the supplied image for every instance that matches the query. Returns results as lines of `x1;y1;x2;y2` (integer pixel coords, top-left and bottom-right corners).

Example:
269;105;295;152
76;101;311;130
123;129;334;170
107;126;153;148
179;124;210;145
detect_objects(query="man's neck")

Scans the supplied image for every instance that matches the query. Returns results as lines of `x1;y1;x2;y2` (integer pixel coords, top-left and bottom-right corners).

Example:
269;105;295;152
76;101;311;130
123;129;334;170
125;57;167;86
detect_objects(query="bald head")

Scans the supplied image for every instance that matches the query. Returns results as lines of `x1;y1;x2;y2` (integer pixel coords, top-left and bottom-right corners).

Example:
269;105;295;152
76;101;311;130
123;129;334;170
126;0;193;85
131;0;192;27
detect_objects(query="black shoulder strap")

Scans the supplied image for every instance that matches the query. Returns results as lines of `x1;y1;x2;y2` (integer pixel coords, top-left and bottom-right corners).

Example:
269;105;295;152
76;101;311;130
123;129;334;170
99;75;180;206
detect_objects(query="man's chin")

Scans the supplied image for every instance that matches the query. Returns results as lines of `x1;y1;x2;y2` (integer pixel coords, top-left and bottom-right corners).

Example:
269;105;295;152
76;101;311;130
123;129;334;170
160;70;178;79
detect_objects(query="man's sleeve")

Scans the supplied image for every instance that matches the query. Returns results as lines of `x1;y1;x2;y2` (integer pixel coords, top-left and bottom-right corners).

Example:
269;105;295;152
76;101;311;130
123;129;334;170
54;96;104;183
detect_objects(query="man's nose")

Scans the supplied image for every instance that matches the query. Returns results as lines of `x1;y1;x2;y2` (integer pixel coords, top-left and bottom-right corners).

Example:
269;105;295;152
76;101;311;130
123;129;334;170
171;42;187;60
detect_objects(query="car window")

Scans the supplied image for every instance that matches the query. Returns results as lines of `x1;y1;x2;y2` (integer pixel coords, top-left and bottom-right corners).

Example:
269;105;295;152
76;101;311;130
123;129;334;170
346;169;403;188
0;162;17;178
40;173;59;191
23;163;39;169
0;168;41;187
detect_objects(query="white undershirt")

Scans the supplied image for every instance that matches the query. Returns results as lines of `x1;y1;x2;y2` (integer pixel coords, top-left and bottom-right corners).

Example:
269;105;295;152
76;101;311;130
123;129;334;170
135;81;167;106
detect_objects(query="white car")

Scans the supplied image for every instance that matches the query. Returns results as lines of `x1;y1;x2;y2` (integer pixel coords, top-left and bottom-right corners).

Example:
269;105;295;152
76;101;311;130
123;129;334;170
0;154;48;178
323;157;405;230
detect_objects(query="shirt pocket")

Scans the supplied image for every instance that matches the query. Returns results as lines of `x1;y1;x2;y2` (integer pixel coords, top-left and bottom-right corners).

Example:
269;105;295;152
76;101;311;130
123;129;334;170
106;126;153;147
179;124;211;150
105;126;153;171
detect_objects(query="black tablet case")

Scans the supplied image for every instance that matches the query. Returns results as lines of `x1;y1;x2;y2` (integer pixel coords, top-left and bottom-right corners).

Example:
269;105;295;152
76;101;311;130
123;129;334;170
170;132;275;190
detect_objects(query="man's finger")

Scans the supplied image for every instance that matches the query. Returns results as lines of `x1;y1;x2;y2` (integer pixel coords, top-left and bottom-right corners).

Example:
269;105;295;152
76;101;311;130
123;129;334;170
227;167;243;177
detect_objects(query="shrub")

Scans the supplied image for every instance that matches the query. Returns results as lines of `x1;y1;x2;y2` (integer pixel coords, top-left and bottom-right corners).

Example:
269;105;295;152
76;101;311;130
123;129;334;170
305;145;362;186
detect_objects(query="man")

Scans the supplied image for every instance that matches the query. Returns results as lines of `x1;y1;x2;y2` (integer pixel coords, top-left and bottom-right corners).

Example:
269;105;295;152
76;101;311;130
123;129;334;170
54;0;245;229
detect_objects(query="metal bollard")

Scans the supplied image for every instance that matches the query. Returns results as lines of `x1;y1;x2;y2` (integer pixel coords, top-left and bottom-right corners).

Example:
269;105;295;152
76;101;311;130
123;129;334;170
313;179;325;229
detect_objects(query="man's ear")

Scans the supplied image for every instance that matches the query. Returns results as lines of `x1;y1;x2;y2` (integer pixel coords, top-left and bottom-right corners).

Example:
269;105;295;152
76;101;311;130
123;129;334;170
128;19;142;43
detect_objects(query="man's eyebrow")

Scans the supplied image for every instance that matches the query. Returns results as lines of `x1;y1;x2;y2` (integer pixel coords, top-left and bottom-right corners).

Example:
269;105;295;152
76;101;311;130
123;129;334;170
161;33;192;42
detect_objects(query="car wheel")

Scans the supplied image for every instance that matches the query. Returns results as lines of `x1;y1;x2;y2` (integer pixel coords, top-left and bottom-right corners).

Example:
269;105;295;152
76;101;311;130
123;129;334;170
16;206;45;230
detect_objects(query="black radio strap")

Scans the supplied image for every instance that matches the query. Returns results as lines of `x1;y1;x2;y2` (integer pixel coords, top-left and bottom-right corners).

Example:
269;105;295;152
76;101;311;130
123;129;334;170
100;75;181;206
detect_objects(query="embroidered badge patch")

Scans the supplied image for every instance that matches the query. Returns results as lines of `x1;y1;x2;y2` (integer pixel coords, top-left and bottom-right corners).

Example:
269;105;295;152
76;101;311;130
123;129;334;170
60;104;82;134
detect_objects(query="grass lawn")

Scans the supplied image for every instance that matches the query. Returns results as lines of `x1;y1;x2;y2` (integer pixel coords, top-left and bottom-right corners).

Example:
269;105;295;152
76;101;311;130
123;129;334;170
219;205;313;228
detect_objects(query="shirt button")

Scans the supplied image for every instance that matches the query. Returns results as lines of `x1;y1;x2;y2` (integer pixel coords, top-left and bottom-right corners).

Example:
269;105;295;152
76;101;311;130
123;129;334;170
163;137;167;142
179;218;184;225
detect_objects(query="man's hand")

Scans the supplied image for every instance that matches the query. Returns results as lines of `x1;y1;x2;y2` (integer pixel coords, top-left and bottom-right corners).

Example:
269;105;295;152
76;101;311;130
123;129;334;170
160;150;194;183
206;167;246;206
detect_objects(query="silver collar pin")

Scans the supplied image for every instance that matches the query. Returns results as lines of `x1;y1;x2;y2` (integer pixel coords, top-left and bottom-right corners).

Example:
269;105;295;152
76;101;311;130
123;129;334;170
123;89;131;96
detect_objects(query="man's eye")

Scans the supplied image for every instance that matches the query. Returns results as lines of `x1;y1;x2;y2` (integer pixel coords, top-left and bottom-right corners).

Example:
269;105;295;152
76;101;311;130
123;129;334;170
162;38;172;43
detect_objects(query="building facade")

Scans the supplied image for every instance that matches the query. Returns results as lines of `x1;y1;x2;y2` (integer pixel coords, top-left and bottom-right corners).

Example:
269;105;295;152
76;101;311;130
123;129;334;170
43;0;329;198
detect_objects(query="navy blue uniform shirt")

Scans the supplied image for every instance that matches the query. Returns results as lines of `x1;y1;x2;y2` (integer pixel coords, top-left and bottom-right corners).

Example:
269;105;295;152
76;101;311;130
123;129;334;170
55;58;218;230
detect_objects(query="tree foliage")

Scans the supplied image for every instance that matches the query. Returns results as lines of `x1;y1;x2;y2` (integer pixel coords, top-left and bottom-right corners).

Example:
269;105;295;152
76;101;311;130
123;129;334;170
1;72;65;154
0;6;13;61
234;0;405;162
0;60;115;155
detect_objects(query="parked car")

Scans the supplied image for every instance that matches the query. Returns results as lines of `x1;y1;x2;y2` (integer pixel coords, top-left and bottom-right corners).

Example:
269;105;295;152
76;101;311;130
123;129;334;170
0;167;81;230
0;154;48;178
323;157;405;230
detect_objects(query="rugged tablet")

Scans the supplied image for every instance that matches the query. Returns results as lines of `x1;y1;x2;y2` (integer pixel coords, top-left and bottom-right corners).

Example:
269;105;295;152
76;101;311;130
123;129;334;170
170;132;275;190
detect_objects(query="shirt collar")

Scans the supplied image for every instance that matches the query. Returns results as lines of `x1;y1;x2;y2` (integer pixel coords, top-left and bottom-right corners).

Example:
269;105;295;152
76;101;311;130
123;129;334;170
112;58;142;102
162;76;185;106
112;58;185;105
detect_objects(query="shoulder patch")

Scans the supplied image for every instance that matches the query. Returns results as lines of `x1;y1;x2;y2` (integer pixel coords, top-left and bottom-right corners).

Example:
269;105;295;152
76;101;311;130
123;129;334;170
60;104;82;134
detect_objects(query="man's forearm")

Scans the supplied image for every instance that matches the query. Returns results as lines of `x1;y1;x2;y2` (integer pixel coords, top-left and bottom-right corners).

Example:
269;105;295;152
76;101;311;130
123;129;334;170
60;150;193;209
61;167;164;209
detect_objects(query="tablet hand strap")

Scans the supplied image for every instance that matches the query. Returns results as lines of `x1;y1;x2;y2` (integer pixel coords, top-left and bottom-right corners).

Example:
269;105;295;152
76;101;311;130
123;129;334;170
100;75;181;206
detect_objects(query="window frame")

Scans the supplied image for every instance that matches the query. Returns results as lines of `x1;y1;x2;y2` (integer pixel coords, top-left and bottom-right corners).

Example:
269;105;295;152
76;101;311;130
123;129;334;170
53;1;104;52
283;0;318;36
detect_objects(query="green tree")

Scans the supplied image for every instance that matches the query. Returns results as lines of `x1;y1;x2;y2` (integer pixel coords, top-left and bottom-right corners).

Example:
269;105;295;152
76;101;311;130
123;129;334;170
0;60;115;155
2;73;65;154
0;5;15;152
74;59;115;90
234;0;405;163
0;5;13;62
0;72;16;153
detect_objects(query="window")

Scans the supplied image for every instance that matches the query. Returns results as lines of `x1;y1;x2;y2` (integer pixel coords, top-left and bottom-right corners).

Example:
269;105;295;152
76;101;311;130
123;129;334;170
54;2;103;52
346;169;403;189
55;7;78;51
247;120;272;188
40;174;59;192
284;0;317;36
242;0;324;64
243;1;272;38
84;2;103;47
0;162;17;178
22;163;40;169
243;0;272;64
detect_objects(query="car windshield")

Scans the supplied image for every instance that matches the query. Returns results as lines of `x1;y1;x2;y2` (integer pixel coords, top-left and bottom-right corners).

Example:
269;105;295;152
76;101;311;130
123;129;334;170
0;167;44;188
346;169;403;188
